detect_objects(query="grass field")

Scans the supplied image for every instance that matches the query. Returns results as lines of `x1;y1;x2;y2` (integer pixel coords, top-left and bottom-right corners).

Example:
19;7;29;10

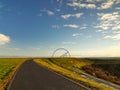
34;58;115;90
86;57;120;64
49;58;92;70
0;58;27;90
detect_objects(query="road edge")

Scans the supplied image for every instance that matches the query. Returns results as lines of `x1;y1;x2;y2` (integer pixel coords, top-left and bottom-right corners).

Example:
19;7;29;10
33;59;91;90
6;59;30;90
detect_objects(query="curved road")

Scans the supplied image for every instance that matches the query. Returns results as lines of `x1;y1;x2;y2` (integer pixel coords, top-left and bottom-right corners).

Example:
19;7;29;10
7;60;88;90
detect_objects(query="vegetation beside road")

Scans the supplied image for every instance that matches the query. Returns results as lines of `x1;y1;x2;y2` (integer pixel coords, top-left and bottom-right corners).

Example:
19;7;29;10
83;58;120;85
34;58;114;90
0;58;27;90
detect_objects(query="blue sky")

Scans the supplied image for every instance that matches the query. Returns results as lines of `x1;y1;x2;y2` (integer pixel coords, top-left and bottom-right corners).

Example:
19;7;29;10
0;0;120;57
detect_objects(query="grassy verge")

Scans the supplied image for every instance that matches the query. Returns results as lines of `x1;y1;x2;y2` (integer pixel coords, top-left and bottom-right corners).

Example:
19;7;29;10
34;58;115;90
48;58;92;71
0;58;27;90
82;58;120;85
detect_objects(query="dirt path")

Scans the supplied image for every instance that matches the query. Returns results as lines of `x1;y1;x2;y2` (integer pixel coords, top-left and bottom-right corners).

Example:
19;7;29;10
7;60;88;90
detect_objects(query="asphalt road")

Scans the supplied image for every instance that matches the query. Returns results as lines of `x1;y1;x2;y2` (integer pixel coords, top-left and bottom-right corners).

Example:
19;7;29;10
7;60;88;90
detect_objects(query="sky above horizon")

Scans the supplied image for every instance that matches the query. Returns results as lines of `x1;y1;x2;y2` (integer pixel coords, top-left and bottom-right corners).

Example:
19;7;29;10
0;0;120;57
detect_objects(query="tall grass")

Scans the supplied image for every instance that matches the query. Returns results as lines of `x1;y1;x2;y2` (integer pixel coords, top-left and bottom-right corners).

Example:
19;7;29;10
0;58;27;90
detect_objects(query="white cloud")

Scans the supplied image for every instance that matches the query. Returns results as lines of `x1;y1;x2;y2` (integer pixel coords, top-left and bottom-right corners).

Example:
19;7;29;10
56;8;61;12
95;11;120;41
52;25;60;29
63;24;79;28
61;13;83;19
97;12;119;21
112;24;120;30
75;13;84;18
67;2;96;9
0;47;20;50
98;0;114;9
95;23;111;30
61;14;71;19
40;9;54;16
80;26;87;30
56;0;63;11
47;10;54;15
116;7;120;10
62;41;76;45
113;31;120;34
104;34;120;40
0;33;10;45
31;47;41;50
72;33;82;37
79;24;87;30
96;30;103;32
63;24;87;29
67;0;120;10
86;0;102;3
95;12;120;30
104;35;112;39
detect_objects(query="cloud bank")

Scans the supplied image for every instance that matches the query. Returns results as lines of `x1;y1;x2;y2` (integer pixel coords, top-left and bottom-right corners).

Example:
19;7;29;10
0;33;10;45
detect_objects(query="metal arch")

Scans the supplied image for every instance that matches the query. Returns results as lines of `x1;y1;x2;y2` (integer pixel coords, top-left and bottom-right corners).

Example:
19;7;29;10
52;48;70;57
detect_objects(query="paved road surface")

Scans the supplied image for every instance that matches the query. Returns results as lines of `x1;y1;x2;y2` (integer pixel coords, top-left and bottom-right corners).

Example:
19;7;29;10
7;60;88;90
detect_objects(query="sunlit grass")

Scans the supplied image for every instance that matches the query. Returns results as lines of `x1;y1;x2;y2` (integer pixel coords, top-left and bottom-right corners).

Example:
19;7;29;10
0;58;27;90
49;58;92;70
34;58;115;90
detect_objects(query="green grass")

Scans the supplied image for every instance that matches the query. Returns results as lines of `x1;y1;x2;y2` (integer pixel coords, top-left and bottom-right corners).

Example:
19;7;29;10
0;58;27;89
49;58;92;70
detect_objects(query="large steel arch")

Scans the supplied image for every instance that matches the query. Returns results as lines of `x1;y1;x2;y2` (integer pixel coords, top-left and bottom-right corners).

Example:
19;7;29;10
52;48;70;57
